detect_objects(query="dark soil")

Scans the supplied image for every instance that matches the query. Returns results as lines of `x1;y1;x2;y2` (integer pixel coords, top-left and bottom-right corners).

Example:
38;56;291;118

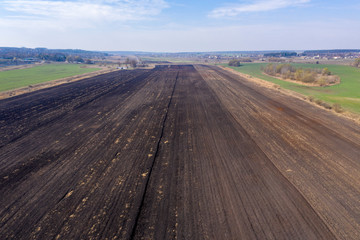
1;65;359;239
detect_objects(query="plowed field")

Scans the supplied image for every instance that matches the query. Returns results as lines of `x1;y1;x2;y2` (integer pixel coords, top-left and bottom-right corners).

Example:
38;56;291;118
1;65;359;239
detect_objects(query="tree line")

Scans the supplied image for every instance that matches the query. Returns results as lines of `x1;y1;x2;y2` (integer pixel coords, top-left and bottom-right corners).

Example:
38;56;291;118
264;52;297;58
262;63;339;86
0;47;107;61
228;59;241;67
354;58;360;68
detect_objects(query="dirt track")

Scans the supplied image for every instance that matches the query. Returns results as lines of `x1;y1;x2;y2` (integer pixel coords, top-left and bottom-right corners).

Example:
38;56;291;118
0;65;359;239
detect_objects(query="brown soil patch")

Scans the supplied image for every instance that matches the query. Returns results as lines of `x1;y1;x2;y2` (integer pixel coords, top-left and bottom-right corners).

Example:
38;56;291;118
1;65;359;239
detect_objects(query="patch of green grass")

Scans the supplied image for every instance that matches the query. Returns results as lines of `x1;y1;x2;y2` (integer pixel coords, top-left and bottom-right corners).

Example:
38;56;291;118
225;63;360;113
0;64;101;92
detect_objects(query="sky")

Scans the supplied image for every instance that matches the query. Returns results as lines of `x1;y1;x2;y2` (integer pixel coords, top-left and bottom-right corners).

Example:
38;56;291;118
0;0;359;52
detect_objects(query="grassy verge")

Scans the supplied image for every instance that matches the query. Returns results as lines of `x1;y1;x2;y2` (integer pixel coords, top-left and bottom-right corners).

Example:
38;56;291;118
0;64;101;92
224;63;360;114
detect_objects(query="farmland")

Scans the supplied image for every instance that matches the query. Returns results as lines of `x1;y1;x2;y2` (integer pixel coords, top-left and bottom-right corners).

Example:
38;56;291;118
0;64;101;92
226;63;360;113
0;65;360;239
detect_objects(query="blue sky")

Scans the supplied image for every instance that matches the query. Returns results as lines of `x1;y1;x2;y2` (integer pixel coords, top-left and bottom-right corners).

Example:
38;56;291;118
0;0;359;52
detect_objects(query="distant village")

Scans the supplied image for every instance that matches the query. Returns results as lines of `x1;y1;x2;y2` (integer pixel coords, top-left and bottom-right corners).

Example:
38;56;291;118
200;50;360;62
0;47;108;67
1;47;360;67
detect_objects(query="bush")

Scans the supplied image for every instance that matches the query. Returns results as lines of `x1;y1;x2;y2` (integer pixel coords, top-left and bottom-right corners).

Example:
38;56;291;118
315;99;323;105
262;63;336;85
328;75;340;84
353;58;360;68
302;71;316;83
295;69;303;81
268;57;282;62
333;103;344;113
275;64;283;74
317;77;326;86
321;102;332;109
273;84;280;89
228;59;241;67
312;98;332;109
322;67;331;75
284;70;292;79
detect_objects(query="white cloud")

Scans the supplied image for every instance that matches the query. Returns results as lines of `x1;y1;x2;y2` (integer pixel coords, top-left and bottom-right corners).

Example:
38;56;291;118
2;20;359;52
209;0;310;18
0;0;168;25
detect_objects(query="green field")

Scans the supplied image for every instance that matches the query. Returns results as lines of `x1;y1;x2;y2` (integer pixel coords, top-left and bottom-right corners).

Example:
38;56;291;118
0;64;101;92
225;63;360;113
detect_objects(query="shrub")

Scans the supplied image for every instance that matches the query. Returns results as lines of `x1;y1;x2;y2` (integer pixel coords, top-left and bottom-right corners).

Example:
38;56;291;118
322;67;331;76
284;70;292;79
328;75;340;84
312;98;332;110
273;84;280;89
320;102;332;109
229;59;241;67
275;64;283;74
302;71;316;83
353;58;360;68
315;99;323;105
295;69;303;81
263;63;275;75
333;103;344;113
262;63;337;85
317;77;326;86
